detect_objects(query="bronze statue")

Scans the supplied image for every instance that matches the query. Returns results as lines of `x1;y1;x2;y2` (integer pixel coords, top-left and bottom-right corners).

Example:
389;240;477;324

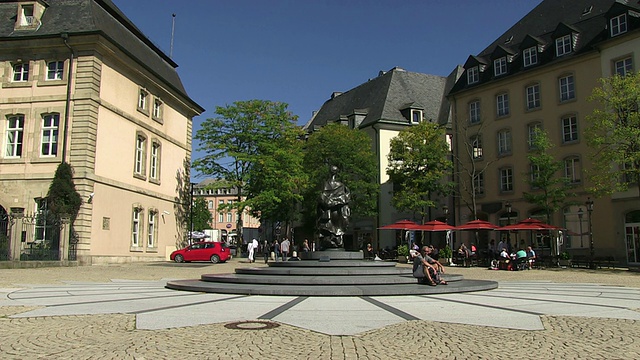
317;165;350;248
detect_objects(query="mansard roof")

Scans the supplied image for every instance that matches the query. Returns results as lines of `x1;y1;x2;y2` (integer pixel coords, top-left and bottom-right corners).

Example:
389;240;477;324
449;0;640;96
305;67;453;130
0;0;203;113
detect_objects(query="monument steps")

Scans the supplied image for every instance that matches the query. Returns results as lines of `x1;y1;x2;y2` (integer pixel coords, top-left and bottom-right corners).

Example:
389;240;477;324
165;252;498;296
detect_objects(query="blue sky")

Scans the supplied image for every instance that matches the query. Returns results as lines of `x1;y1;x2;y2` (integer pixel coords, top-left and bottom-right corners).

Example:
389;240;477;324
112;0;541;175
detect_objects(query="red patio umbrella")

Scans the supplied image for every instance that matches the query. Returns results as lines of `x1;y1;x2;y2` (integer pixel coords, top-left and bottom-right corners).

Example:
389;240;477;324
497;218;560;231
413;220;456;232
378;219;419;230
455;219;499;231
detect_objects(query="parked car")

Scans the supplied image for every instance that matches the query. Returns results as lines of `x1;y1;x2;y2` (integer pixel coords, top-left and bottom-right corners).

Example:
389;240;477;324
170;241;230;263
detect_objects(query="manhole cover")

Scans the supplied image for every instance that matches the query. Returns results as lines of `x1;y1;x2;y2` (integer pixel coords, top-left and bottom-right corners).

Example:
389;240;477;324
224;321;280;330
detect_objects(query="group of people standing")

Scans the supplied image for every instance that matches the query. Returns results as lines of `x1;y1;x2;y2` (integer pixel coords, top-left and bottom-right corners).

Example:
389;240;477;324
246;238;311;263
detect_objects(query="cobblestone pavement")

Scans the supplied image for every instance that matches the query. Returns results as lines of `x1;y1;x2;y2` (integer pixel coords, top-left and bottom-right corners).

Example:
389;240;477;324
2;260;640;359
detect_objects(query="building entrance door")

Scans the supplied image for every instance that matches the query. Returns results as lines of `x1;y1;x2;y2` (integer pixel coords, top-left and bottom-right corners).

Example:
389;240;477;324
626;223;640;264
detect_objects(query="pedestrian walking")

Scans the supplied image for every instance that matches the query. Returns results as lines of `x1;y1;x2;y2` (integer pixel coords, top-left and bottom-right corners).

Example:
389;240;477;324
280;237;290;261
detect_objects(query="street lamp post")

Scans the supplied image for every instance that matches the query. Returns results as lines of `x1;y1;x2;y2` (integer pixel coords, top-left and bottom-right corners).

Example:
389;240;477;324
586;198;594;269
578;208;584;248
443;204;451;251
190;182;196;244
505;201;512;247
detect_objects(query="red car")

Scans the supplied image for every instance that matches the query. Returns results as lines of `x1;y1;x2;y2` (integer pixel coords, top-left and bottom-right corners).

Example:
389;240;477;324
170;241;230;263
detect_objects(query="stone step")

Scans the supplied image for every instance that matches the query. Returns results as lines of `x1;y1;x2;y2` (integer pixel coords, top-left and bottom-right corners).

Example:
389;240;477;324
200;273;464;285
235;266;412;276
165;279;498;296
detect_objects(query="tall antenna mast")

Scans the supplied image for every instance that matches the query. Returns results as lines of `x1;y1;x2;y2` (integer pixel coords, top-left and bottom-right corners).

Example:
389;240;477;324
170;13;176;58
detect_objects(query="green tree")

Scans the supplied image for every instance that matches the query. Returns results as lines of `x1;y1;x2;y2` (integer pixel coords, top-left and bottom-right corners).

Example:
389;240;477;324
193;100;300;242
523;129;572;224
386;121;453;223
190;198;212;232
244;122;307;229
302;123;378;230
586;72;640;198
47;162;82;222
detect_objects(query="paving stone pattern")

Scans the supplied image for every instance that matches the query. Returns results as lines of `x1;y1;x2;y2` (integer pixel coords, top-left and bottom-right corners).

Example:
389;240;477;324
1;260;640;359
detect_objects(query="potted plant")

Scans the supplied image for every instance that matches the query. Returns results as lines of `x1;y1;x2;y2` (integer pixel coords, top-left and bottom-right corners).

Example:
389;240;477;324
397;244;409;263
559;251;571;267
439;245;453;265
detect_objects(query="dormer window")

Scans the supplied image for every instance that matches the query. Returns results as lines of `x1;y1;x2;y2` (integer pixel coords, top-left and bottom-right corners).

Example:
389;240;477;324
20;5;34;26
494;57;507;76
523;46;538;67
555;35;572;57
411;110;422;124
467;66;479;84
610;14;627;37
15;2;47;30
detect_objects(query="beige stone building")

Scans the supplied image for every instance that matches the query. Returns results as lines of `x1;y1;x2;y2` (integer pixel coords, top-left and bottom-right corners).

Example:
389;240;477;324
192;179;261;245
305;67;460;251
0;0;203;264
448;0;639;265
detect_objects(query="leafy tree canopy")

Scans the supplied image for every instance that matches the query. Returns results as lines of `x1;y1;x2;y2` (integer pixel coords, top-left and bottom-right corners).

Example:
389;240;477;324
586;73;640;198
244;113;307;224
190;197;213;232
386;121;452;222
523;129;573;224
193;100;300;231
302;123;378;229
47;162;82;221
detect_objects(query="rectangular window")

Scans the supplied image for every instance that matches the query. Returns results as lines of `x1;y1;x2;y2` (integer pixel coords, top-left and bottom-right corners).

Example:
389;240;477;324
134;135;146;175
494;57;507;76
556;35;572;57
150;142;160;180
496;93;509;117
469;101;480;124
40;114;59;156
148;211;156;248
564;157;581;183
562;116;578;143
471;135;483;160
411;110;422;124
500;167;513;192
615;57;633;77
218;200;224;223
12;63;29;82
526;84;540;110
467;66;479;84
46;61;64;80
527;123;542;149
138;90;148;111
6;115;24;157
473;172;484;195
227;212;232;223
497;130;511;155
610;14;627;37
523;47;538;67
559;75;575;102
530;164;540;183
20;4;34;25
132;209;141;247
153;99;163;119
